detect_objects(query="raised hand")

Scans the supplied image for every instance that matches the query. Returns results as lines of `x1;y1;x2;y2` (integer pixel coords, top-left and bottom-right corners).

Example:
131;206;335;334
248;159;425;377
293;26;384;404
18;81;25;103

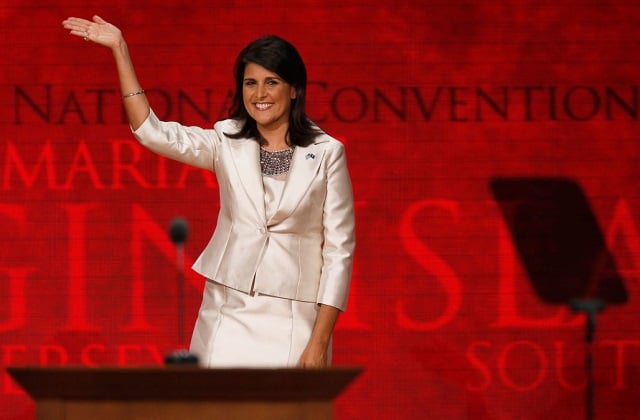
62;15;149;129
62;15;124;49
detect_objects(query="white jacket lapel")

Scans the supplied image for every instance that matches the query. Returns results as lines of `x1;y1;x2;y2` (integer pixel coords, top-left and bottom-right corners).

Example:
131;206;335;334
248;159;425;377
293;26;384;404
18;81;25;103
268;143;325;225
229;139;266;221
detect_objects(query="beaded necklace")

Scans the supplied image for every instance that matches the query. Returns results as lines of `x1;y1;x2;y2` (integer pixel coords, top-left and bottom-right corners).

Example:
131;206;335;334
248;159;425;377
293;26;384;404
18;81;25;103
259;147;295;176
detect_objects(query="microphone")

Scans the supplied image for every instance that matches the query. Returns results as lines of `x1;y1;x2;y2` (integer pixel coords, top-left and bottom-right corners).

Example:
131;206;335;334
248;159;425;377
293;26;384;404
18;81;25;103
169;217;188;245
164;217;198;366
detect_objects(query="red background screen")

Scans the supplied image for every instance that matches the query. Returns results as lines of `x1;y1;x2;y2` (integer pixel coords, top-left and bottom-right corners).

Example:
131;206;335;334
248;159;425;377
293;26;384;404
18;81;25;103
1;1;639;418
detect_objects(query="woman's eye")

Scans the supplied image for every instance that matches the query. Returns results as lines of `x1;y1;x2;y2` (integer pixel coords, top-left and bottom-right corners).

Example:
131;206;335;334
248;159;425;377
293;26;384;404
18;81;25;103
244;80;256;86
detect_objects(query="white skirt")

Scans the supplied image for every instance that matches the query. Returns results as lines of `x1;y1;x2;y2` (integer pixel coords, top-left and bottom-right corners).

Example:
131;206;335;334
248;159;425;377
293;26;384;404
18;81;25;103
189;279;326;367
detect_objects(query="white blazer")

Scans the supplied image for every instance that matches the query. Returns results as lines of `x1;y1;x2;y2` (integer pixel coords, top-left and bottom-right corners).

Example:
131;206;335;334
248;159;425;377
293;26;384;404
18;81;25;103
133;110;355;311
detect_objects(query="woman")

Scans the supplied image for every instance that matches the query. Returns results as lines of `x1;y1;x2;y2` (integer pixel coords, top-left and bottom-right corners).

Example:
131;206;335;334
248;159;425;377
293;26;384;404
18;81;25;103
62;16;355;368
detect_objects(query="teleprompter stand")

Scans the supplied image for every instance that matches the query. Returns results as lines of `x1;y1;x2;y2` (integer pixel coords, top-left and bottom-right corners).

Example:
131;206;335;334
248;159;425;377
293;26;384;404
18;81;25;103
490;177;628;420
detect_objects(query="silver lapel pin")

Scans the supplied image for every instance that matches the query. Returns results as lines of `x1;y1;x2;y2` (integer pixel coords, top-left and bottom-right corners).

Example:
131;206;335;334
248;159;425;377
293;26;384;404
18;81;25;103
305;153;315;160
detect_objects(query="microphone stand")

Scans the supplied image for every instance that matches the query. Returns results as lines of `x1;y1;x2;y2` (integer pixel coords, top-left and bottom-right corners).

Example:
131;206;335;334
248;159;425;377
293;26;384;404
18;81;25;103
176;236;185;346
570;298;605;420
164;217;198;366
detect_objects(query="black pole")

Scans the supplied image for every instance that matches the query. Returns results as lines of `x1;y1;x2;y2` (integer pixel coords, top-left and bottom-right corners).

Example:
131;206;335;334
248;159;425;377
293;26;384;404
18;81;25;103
169;217;188;346
570;298;604;420
176;241;185;345
164;217;198;365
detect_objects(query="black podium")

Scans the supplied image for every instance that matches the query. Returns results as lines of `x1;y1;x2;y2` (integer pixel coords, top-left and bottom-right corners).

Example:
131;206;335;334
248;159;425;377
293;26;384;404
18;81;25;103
7;366;362;420
491;177;628;420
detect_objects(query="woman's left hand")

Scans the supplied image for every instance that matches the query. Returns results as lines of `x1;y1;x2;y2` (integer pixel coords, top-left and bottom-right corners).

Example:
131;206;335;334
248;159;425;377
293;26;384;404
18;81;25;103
298;342;329;368
298;304;340;368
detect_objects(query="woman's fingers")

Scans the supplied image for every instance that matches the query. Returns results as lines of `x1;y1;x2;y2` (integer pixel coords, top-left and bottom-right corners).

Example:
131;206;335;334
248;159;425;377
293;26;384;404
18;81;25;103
62;16;121;47
62;17;92;39
62;17;89;30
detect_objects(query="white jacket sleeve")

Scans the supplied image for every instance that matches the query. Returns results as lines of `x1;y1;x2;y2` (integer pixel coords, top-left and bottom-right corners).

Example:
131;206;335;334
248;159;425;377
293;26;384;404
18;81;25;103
131;109;219;171
316;142;356;311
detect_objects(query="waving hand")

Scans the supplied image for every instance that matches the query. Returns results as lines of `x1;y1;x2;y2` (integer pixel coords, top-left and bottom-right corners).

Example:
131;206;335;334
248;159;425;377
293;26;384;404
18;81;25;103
62;15;124;49
61;15;149;129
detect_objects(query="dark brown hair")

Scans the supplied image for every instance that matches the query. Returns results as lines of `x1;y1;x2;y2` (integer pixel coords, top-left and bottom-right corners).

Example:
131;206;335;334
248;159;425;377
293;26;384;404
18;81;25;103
226;35;321;146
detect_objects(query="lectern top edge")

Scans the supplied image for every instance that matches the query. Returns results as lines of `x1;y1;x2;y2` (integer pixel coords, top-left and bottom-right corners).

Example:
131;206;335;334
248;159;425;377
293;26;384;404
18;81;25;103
6;365;364;402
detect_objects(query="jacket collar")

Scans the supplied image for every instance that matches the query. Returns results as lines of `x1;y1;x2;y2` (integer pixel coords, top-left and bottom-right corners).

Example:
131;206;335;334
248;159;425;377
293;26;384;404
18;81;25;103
269;143;325;225
228;136;328;224
229;139;266;221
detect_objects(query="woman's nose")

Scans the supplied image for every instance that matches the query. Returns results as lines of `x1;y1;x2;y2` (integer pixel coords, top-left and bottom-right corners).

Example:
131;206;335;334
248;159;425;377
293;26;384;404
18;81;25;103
256;84;267;99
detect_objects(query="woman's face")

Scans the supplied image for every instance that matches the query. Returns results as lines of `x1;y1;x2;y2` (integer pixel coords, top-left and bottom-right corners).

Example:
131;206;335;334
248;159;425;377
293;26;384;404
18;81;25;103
242;62;296;133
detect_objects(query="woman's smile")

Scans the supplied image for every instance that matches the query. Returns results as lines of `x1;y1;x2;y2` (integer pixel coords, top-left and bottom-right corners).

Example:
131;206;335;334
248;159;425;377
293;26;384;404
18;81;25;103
243;62;296;135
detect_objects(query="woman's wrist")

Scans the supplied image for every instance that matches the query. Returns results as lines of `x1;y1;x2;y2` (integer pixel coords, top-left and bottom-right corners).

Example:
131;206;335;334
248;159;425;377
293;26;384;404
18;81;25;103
112;38;128;56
